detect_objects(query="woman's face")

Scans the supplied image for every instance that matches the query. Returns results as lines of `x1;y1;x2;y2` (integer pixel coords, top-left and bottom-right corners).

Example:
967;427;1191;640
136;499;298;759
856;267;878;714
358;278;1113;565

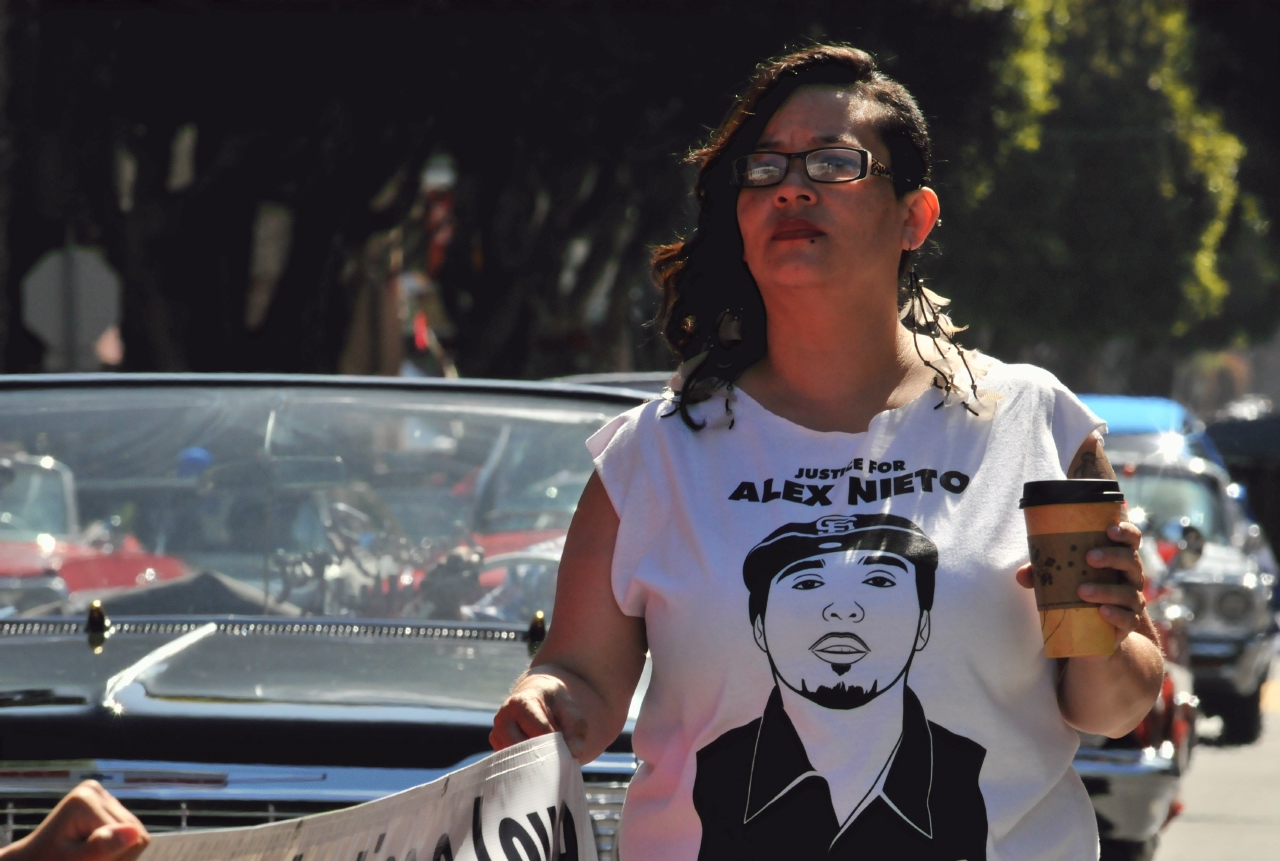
736;86;906;300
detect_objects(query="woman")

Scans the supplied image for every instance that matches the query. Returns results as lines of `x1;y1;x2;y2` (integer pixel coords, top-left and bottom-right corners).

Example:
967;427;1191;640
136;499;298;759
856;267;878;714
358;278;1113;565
492;45;1163;860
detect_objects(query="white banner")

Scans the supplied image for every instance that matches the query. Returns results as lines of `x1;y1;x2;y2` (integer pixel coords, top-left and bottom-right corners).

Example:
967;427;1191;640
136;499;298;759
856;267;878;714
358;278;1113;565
139;735;596;861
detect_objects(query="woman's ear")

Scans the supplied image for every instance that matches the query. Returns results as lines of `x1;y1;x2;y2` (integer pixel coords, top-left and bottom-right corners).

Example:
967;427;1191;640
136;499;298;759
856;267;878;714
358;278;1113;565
901;187;941;251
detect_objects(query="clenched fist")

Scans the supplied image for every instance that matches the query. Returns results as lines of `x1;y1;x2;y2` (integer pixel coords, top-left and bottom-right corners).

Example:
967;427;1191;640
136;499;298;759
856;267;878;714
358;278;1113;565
1;781;150;861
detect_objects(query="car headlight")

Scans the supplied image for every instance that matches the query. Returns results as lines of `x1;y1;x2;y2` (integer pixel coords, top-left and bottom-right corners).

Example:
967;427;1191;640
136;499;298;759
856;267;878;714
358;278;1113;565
1180;584;1206;620
1216;588;1253;624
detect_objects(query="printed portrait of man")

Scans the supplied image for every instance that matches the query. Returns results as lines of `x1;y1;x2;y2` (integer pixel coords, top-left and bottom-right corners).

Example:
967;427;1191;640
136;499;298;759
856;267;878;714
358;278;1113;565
692;513;988;860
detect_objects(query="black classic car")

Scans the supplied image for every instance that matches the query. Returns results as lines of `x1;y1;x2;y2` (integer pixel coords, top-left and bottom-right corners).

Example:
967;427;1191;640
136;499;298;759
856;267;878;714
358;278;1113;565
0;375;647;858
0;376;1204;861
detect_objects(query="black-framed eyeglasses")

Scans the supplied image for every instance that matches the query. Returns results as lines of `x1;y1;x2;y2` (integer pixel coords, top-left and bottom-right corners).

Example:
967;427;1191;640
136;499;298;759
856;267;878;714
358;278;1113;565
730;147;894;188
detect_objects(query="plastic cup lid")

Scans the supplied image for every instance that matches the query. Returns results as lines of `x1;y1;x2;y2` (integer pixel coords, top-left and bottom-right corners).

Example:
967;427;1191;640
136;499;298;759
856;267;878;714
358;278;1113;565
1020;479;1125;508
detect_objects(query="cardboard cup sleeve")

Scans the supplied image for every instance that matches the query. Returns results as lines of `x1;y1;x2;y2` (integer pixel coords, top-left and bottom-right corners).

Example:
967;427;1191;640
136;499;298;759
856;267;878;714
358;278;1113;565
1021;480;1127;659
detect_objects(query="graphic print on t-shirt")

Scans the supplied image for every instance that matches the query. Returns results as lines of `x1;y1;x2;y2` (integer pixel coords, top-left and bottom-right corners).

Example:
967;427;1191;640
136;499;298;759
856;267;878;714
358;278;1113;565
692;513;989;860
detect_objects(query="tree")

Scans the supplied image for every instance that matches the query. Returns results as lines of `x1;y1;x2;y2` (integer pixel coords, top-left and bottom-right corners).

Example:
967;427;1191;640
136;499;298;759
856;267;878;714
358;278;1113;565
1182;0;1280;352
939;0;1261;394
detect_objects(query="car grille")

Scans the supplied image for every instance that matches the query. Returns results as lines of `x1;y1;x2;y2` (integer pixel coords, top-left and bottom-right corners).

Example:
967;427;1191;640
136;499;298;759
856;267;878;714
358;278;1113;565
1;797;350;842
584;780;627;861
3;782;632;857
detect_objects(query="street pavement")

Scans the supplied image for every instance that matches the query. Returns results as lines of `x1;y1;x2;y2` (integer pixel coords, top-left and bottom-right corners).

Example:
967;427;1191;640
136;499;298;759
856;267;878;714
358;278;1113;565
1157;674;1280;860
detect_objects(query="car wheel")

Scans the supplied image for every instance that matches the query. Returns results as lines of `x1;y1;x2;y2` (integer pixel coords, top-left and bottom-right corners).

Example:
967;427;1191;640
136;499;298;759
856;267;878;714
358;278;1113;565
1219;685;1263;745
1099;837;1158;861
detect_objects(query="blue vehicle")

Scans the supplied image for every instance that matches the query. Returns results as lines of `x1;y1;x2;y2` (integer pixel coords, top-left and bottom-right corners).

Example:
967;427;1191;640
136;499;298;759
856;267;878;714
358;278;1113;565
1078;395;1228;471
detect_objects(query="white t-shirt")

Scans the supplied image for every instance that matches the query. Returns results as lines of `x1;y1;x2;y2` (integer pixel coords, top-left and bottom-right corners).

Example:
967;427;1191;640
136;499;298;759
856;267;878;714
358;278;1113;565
586;359;1106;861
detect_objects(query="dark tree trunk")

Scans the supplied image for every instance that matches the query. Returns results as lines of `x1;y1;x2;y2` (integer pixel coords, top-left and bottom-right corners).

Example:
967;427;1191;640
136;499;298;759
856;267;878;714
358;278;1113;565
0;0;11;372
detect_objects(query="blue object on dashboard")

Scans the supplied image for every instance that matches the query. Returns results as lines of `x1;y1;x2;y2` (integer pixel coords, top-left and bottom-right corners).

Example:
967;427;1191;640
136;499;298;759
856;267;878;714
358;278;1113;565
1077;395;1194;435
177;446;214;477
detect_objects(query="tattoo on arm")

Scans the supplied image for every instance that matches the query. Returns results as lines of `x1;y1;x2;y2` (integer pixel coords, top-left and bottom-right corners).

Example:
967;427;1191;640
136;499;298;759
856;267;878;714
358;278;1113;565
1069;436;1118;480
1071;452;1103;478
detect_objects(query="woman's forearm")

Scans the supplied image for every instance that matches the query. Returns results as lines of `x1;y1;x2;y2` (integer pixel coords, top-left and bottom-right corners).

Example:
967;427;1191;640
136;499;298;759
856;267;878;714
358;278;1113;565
525;656;636;762
491;648;643;762
1057;624;1165;737
491;473;647;761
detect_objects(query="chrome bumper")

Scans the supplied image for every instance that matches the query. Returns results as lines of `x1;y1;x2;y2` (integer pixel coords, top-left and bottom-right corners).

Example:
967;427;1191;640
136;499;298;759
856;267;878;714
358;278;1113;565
1073;744;1179;843
1;753;640;860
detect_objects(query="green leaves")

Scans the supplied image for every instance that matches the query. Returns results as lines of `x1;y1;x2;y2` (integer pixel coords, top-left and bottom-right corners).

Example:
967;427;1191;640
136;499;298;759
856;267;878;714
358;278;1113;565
942;0;1256;371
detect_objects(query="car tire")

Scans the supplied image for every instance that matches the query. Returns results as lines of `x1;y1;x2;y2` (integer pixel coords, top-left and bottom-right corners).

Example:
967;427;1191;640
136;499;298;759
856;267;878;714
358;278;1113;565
1219;685;1263;745
1099;837;1158;861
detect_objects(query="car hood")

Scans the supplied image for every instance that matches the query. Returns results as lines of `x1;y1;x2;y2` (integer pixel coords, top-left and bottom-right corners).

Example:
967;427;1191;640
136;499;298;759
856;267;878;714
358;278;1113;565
0;621;531;715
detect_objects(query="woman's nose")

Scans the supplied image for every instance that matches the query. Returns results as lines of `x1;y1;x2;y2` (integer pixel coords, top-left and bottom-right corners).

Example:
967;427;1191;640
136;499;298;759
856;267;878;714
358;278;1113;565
773;160;814;204
822;601;864;623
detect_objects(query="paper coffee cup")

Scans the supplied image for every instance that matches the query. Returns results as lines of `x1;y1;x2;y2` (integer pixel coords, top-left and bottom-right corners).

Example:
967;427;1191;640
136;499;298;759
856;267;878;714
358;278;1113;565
1020;479;1126;658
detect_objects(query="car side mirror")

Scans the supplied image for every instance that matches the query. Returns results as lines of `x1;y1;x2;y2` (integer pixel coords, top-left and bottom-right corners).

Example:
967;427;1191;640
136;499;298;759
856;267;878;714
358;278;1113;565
1242;523;1265;555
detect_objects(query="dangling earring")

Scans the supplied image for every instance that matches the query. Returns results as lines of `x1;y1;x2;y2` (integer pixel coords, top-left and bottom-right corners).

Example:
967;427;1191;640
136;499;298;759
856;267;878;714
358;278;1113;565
913;259;985;416
907;259;930;335
903;251;978;414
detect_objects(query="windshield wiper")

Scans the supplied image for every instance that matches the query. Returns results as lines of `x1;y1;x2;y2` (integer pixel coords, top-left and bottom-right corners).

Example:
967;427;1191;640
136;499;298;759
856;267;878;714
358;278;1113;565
0;688;87;708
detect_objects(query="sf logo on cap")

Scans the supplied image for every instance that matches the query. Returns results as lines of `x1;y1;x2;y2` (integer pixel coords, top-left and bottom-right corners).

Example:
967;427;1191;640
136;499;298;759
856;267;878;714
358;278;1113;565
816;516;859;535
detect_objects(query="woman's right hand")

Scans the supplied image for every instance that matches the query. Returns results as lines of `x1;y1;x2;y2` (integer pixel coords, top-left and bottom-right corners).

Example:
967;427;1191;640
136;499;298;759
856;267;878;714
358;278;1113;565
491;672;590;758
1;781;150;861
489;471;647;764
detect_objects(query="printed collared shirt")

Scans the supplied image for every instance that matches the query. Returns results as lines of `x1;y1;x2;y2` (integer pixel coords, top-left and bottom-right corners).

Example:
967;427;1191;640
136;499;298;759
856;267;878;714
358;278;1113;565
692;686;989;860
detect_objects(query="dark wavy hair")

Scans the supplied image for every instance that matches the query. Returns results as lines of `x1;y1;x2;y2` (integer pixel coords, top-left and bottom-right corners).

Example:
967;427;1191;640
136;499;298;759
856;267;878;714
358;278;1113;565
652;45;939;429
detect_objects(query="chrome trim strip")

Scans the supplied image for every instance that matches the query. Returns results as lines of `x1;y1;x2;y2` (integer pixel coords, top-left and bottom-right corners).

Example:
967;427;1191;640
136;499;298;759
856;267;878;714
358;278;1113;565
0;373;651;409
0;753;636;804
0;759;451;803
0;618;532;642
581;753;637;778
107;681;500;724
1072;746;1178;779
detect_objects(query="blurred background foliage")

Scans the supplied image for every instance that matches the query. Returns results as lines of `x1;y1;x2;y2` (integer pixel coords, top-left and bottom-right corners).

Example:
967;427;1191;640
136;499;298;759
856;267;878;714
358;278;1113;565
0;0;1275;401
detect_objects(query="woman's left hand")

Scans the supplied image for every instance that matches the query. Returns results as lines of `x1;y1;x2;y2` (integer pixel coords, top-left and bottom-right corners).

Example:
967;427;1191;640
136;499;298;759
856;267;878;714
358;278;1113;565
1016;514;1164;736
1079;521;1147;646
1014;519;1153;649
1014;432;1166;737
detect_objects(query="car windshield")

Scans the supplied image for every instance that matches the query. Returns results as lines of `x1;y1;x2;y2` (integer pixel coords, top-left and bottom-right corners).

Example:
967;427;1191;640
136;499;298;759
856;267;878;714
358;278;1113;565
0;385;623;623
1117;471;1227;545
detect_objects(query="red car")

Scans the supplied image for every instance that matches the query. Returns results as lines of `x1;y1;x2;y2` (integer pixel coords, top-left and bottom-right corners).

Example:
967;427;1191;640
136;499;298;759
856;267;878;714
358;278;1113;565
0;453;187;612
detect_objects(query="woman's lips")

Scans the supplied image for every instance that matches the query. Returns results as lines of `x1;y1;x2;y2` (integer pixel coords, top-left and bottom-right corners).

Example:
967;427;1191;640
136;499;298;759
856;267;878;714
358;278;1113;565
771;220;825;241
809;632;869;664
